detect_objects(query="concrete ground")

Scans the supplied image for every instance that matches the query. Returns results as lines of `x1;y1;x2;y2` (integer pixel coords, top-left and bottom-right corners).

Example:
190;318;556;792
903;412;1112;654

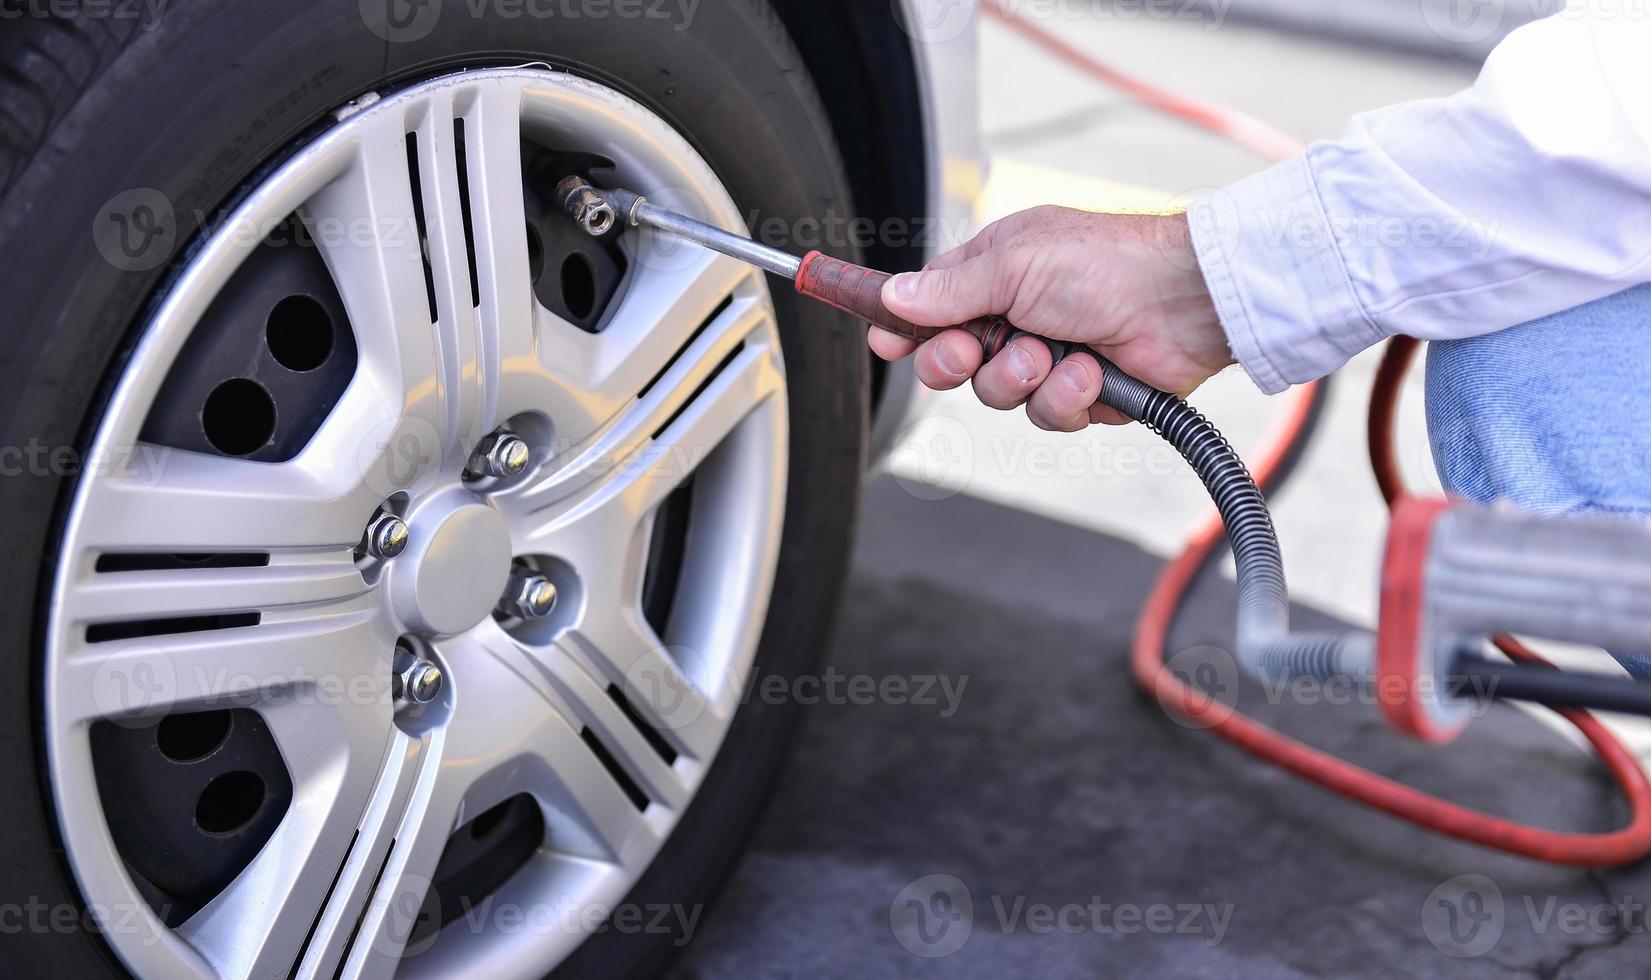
676;7;1651;978
672;480;1651;978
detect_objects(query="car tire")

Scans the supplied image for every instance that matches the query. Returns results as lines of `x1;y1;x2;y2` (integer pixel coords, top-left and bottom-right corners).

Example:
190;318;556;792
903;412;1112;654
0;2;866;976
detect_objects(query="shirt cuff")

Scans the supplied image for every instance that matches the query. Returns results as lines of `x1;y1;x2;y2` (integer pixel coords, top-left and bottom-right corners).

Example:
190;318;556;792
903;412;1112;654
1187;153;1383;395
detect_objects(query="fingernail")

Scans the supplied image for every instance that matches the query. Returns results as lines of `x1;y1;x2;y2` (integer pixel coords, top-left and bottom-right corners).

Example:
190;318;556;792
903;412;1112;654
1061;360;1093;395
892;273;919;301
1007;343;1036;383
933;340;966;377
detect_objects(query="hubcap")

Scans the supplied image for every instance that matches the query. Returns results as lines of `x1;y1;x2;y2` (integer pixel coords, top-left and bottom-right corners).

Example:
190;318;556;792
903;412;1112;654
395;496;512;636
46;69;788;979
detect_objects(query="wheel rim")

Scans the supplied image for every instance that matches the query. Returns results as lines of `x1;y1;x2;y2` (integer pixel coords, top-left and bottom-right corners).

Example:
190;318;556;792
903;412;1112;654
46;69;788;979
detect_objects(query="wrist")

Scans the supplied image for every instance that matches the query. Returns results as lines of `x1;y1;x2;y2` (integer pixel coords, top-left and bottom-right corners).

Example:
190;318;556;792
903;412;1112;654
1163;213;1233;375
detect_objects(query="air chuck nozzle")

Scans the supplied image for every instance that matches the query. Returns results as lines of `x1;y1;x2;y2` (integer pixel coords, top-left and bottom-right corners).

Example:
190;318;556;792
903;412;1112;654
555;176;618;236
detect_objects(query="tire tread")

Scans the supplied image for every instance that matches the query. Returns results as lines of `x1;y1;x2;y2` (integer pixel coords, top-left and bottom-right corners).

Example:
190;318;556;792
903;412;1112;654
0;6;137;194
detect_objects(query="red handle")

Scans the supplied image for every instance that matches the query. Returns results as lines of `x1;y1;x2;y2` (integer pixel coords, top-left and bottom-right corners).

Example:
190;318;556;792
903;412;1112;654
794;250;1082;363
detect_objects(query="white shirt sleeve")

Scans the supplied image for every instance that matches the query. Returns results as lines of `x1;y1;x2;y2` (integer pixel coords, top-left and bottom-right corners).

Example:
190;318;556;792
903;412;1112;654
1187;0;1651;394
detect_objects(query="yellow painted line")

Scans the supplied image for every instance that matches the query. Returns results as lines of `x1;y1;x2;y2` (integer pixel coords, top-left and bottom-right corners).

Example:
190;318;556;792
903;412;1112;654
977;156;1188;223
942;156;988;206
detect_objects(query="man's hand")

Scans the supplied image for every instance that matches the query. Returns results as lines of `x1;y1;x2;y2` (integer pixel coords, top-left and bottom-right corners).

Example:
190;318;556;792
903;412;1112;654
869;207;1231;427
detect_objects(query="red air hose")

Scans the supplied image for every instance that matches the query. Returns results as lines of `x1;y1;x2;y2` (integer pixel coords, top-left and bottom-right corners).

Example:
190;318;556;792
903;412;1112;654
979;0;1302;161
1134;354;1651;864
981;0;1651;864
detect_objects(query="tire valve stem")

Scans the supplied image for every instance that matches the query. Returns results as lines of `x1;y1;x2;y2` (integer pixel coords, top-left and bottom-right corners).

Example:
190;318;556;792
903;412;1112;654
556;176;617;237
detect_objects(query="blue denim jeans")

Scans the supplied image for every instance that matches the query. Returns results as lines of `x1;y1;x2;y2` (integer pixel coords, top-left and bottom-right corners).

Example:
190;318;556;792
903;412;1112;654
1426;283;1651;677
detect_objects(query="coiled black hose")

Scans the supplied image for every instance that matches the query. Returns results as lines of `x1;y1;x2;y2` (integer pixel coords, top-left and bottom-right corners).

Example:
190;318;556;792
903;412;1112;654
1099;359;1651;711
1096;361;1373;680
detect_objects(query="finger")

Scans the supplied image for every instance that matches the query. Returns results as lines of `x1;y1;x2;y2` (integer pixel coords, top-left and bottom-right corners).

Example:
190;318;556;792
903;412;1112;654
924;215;1017;272
882;206;1066;324
925;242;973;272
912;329;984;391
970;335;1054;410
924;211;1030;273
881;252;1006;327
867;325;918;362
1088;403;1133;426
1026;352;1104;432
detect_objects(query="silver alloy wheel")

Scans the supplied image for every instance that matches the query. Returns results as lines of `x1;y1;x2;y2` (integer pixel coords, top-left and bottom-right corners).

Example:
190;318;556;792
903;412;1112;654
46;69;788;979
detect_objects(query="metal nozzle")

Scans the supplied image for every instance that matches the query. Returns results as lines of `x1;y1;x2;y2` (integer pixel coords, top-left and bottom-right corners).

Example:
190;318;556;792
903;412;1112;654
556;176;617;236
556;176;803;279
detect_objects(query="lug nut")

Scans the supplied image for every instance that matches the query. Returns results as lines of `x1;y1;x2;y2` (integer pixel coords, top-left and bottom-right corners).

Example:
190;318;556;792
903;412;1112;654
501;569;558;619
394;647;443;704
366;513;410;559
470;433;530;479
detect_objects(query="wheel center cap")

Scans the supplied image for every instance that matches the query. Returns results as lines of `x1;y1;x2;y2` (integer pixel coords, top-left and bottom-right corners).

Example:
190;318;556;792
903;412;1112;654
395;500;513;636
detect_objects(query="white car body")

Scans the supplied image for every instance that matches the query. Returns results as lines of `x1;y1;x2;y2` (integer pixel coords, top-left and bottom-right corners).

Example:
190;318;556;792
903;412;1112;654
872;0;987;458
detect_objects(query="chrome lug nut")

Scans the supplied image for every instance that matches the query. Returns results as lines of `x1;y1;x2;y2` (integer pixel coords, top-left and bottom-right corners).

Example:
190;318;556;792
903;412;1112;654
470;433;530;479
366;513;410;559
394;648;443;704
403;661;443;703
502;569;558;619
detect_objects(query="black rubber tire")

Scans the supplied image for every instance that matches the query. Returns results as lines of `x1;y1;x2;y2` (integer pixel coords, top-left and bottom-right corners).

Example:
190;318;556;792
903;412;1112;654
0;2;867;976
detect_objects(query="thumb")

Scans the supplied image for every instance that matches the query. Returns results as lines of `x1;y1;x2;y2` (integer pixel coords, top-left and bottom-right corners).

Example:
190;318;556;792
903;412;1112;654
881;253;1004;327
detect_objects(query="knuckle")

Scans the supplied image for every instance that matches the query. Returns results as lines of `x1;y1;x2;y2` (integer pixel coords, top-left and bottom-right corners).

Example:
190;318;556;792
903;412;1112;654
926;268;964;308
